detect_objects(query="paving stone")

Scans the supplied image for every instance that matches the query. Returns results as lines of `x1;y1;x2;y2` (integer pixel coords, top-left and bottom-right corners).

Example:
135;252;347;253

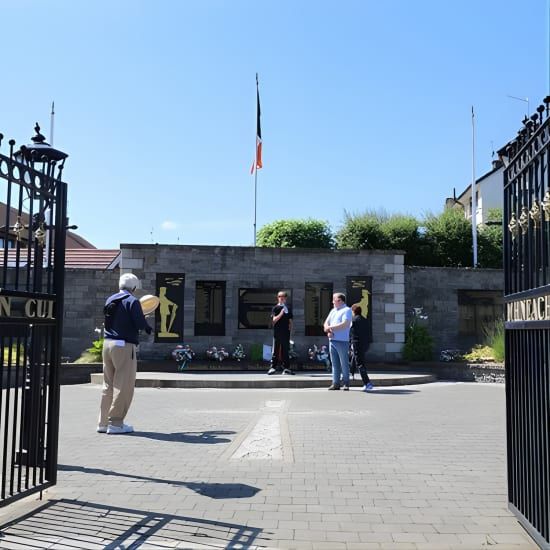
0;383;537;549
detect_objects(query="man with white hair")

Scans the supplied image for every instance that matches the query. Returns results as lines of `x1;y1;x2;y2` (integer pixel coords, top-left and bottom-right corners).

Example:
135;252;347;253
98;272;152;434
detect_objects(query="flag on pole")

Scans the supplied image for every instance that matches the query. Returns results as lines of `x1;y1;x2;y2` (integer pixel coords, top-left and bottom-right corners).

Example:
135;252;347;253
251;73;262;174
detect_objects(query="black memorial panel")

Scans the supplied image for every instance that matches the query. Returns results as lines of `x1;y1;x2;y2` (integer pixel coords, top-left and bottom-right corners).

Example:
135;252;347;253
195;281;226;336
305;282;333;336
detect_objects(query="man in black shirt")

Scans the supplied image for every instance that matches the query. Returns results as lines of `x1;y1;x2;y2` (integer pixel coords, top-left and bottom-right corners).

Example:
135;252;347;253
267;291;295;375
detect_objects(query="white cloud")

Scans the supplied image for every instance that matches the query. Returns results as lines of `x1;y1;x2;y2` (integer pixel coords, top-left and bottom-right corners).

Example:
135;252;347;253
161;220;178;231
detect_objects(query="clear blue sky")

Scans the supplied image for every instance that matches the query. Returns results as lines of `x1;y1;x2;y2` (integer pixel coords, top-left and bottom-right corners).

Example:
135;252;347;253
1;0;547;248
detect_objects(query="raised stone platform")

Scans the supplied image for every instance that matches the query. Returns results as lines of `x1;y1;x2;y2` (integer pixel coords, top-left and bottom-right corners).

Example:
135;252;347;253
89;370;436;388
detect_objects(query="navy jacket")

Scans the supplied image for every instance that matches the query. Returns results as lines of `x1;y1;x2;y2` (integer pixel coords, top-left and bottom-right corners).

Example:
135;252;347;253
103;291;152;345
349;314;369;350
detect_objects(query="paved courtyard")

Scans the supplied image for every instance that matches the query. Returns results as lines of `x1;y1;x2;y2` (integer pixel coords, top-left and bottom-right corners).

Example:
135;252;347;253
0;381;537;549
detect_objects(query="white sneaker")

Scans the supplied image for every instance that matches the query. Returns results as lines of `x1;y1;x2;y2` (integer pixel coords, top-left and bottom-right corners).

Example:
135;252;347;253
107;423;134;434
96;425;108;433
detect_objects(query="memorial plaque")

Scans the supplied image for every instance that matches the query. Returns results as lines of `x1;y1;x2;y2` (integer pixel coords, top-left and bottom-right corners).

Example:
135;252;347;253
238;288;285;329
195;280;226;336
154;274;185;343
305;282;333;336
346;276;373;342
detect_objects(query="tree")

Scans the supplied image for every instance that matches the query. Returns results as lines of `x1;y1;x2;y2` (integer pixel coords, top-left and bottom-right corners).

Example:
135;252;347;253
256;219;334;248
423;209;473;267
381;215;427;265
477;208;503;268
335;211;389;250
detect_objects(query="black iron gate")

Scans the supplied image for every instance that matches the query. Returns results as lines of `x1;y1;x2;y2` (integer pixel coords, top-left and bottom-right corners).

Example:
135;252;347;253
504;98;550;548
0;125;68;507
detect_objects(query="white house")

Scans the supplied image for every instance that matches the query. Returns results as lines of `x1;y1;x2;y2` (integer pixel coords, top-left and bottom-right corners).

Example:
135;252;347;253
445;160;504;225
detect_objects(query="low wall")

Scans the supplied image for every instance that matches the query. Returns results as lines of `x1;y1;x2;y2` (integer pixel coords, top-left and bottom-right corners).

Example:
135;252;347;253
405;266;504;357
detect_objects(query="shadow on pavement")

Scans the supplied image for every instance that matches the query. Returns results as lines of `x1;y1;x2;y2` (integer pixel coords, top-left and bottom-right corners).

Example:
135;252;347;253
129;429;235;443
365;388;420;395
0;499;268;549
58;464;260;499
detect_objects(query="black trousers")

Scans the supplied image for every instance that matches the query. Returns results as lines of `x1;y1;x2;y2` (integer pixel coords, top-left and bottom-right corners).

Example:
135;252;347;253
271;336;290;370
350;344;371;385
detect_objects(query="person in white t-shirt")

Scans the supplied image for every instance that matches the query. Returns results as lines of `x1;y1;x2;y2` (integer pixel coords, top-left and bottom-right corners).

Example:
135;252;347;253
323;292;352;390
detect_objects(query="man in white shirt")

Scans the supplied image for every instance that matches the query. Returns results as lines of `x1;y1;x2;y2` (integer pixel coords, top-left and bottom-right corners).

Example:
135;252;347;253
323;292;352;390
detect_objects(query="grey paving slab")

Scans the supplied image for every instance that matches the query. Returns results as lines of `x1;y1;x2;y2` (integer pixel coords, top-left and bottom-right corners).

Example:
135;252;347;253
0;382;538;549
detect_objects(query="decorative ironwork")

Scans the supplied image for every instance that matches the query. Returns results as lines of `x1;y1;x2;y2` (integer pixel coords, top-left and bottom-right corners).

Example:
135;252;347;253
529;200;542;228
503;99;550;549
34;222;46;247
543;190;550;221
508;212;519;240
11;216;26;241
0;123;68;508
518;206;529;234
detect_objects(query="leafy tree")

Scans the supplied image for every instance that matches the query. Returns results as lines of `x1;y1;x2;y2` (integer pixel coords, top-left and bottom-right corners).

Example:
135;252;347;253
423;209;473;267
477;209;503;268
257;219;334;248
380;215;428;265
335;210;389;250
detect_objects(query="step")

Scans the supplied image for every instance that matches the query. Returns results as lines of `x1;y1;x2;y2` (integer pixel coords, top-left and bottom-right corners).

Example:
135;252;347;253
89;371;436;389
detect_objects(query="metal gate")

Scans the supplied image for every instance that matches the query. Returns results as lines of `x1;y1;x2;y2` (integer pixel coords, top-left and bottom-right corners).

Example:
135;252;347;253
504;98;550;548
0;125;68;507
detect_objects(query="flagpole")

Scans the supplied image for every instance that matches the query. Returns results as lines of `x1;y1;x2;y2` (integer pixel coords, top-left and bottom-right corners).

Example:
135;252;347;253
254;159;258;246
50;101;55;145
471;106;478;267
253;73;259;246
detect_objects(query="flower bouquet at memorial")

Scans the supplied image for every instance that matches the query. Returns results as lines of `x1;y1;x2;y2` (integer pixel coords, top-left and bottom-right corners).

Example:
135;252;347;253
308;344;331;371
171;344;196;371
231;344;246;362
439;349;463;362
206;346;229;362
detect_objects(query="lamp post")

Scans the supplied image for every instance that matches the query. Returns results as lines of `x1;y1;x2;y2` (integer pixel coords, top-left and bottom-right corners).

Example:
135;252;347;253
14;123;68;469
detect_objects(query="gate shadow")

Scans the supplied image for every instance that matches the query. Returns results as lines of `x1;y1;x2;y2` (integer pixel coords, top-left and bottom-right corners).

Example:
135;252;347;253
58;464;261;498
0;498;269;549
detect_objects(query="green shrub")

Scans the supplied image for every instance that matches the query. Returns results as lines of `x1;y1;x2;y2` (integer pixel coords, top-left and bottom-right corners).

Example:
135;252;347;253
74;337;104;364
483;320;505;362
402;323;434;361
336;210;389;250
257;219;334;248
463;345;495;362
423;209;473;267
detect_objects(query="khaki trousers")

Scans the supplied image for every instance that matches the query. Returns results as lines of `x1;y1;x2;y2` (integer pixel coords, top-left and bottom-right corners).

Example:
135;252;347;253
98;340;137;427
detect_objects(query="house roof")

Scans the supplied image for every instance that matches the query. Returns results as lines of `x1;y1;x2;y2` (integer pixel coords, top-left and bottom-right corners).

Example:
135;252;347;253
0;202;96;249
0;248;120;269
455;163;504;203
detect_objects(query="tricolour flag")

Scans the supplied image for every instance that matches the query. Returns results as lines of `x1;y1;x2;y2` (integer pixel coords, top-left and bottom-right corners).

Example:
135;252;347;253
251;73;262;174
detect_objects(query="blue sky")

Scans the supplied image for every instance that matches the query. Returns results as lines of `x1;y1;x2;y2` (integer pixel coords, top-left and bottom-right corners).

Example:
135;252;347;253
0;0;548;248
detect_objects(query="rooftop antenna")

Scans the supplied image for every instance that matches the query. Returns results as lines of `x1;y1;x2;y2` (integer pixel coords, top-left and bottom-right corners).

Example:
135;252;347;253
507;95;529;117
49;101;55;145
150;227;154;244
